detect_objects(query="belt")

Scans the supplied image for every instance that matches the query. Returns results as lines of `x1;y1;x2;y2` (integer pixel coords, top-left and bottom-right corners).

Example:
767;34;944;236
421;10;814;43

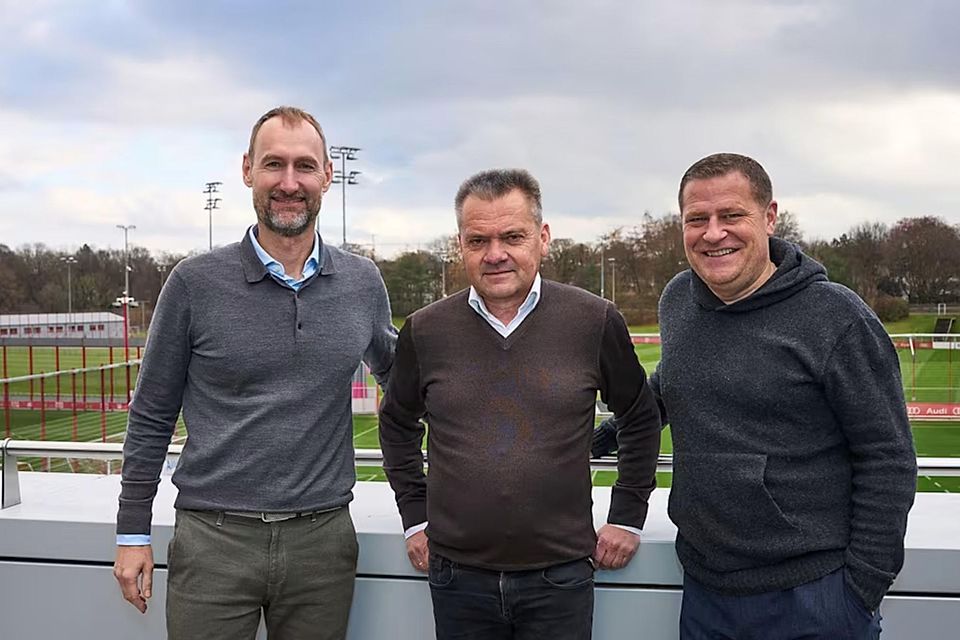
221;505;342;523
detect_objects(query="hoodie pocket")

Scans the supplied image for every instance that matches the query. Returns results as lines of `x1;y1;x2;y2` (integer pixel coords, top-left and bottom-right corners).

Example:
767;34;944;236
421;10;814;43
668;452;803;572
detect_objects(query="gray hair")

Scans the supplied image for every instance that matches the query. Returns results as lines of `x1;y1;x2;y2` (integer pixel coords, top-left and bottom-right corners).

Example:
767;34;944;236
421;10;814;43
454;168;543;228
678;153;772;210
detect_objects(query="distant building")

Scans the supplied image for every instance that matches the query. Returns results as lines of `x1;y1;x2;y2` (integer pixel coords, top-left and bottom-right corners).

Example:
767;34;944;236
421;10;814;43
0;312;126;340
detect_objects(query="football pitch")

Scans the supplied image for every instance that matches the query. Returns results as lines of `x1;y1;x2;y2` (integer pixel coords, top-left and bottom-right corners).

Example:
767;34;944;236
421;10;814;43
3;337;958;491
4;409;958;493
1;345;140;399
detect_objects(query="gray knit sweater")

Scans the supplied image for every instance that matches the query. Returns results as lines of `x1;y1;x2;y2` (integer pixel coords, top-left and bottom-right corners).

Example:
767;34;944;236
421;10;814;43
117;231;396;535
654;238;916;611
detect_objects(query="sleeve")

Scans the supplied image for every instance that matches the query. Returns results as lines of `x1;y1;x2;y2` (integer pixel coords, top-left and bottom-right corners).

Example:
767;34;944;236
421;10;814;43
824;315;917;611
377;318;429;531
648;364;668;427
364;266;398;389
598;304;662;530
116;269;192;535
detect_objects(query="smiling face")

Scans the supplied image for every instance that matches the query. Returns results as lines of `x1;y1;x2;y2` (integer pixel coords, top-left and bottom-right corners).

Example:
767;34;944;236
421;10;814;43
681;171;778;304
458;188;550;316
242;116;332;238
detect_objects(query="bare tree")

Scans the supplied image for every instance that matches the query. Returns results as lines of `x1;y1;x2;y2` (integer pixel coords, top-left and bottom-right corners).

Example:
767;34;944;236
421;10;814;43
774;209;804;245
888;216;960;303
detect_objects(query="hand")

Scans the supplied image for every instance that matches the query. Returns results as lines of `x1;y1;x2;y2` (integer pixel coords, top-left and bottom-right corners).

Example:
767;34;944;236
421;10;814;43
406;530;429;573
591;417;619;458
114;545;154;613
592;524;640;570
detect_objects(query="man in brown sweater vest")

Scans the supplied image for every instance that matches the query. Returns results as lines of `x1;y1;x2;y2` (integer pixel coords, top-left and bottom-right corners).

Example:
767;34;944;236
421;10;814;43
379;168;662;640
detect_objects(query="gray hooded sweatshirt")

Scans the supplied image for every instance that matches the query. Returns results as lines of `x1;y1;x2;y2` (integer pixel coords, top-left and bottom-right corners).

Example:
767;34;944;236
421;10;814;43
653;238;916;611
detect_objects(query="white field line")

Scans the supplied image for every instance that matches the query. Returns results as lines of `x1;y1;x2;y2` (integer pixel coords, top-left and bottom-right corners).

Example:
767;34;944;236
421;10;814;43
352;422;380;442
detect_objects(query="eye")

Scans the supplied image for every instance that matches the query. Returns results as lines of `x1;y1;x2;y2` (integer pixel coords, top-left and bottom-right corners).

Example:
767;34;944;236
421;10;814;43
722;212;746;221
297;162;317;172
684;215;707;226
467;237;486;248
505;233;525;244
264;160;281;170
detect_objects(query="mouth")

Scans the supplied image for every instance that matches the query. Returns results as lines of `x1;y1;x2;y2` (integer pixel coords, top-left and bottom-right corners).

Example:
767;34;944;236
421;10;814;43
270;191;306;204
704;248;737;257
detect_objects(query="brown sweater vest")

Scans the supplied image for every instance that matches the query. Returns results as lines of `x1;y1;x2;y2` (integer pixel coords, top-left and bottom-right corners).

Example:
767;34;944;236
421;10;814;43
379;280;661;570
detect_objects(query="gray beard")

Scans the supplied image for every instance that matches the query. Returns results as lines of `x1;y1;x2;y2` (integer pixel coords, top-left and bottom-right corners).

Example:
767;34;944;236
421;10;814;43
255;202;320;237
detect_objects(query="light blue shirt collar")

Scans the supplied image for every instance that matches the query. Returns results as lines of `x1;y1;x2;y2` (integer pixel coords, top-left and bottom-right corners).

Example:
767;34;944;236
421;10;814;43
248;225;320;291
468;273;542;337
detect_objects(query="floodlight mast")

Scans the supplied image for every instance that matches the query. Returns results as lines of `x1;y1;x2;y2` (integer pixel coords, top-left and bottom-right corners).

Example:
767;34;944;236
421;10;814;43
60;256;78;323
204;181;222;251
329;146;361;248
115;224;136;369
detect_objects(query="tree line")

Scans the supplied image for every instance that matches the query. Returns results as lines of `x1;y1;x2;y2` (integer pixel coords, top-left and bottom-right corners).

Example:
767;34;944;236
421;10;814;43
1;214;958;325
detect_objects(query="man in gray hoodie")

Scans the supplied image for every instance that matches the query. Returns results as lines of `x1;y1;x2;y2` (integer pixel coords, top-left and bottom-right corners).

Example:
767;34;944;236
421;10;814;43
655;153;916;639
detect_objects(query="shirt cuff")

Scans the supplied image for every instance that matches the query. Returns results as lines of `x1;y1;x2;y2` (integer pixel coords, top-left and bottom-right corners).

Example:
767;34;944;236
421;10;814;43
608;523;642;537
117;534;151;546
404;522;428;539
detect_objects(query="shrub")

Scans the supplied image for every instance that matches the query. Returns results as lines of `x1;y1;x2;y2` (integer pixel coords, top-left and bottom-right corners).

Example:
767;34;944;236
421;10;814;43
873;295;909;322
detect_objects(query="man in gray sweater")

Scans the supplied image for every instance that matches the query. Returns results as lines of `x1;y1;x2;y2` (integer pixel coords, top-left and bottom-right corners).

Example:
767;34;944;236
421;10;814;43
657;153;916;639
112;106;396;639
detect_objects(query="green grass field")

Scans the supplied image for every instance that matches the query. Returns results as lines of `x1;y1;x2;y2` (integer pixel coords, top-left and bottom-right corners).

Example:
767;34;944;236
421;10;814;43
1;345;140;400
4;408;957;492
3;314;957;491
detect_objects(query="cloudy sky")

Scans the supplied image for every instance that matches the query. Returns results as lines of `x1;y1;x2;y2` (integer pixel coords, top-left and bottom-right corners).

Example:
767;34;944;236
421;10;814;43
2;0;958;257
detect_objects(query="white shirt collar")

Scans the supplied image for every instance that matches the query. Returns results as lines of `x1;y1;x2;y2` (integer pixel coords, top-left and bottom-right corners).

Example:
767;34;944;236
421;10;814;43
468;273;542;337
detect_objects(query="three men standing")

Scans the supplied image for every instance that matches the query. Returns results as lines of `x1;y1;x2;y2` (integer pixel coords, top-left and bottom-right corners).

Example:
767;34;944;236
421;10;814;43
113;106;396;639
379;169;663;640
657;153;917;639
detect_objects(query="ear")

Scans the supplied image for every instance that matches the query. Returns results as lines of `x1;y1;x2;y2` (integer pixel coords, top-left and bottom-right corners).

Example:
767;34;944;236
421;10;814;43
765;200;778;236
540;223;551;257
242;153;253;188
321;160;333;194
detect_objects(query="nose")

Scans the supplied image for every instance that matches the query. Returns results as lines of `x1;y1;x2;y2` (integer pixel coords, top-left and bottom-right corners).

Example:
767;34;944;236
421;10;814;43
703;216;726;243
483;239;508;264
278;165;298;193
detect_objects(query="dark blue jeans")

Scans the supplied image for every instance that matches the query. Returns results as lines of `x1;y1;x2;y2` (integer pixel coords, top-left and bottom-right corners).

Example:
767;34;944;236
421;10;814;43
429;553;595;640
680;568;882;640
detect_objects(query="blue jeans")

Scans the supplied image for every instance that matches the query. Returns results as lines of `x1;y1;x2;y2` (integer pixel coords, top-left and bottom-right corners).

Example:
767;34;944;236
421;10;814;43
429;553;595;640
680;568;882;640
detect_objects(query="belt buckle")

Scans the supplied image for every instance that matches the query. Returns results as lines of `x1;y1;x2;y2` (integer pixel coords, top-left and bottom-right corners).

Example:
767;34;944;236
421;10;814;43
260;512;297;523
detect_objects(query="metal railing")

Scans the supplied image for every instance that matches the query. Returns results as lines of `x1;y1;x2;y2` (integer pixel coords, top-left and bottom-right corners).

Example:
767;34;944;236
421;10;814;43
3;439;958;510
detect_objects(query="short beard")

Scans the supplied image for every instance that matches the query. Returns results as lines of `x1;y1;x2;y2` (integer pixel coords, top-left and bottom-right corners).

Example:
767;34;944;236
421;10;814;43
254;192;321;237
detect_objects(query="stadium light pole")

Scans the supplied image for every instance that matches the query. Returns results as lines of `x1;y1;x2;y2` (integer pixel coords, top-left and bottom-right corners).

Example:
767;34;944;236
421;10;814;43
436;251;449;298
204;182;222;251
60;256;77;324
329;146;361;248
116;225;135;363
599;244;605;299
608;257;617;306
157;263;168;291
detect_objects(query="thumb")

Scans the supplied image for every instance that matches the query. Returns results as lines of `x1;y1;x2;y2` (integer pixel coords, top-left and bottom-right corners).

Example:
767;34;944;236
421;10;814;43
143;566;153;599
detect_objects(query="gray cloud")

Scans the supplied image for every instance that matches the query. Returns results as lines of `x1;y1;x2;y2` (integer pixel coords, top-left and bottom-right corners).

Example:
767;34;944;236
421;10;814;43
0;0;957;255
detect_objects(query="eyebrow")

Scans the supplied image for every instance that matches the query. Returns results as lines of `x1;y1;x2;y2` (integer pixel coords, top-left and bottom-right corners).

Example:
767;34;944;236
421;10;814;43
259;153;321;164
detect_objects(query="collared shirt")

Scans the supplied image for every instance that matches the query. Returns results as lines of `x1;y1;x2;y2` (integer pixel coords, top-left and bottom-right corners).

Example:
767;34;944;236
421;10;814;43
467;273;542;337
248;225;320;290
404;273;642;541
116;226;323;546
